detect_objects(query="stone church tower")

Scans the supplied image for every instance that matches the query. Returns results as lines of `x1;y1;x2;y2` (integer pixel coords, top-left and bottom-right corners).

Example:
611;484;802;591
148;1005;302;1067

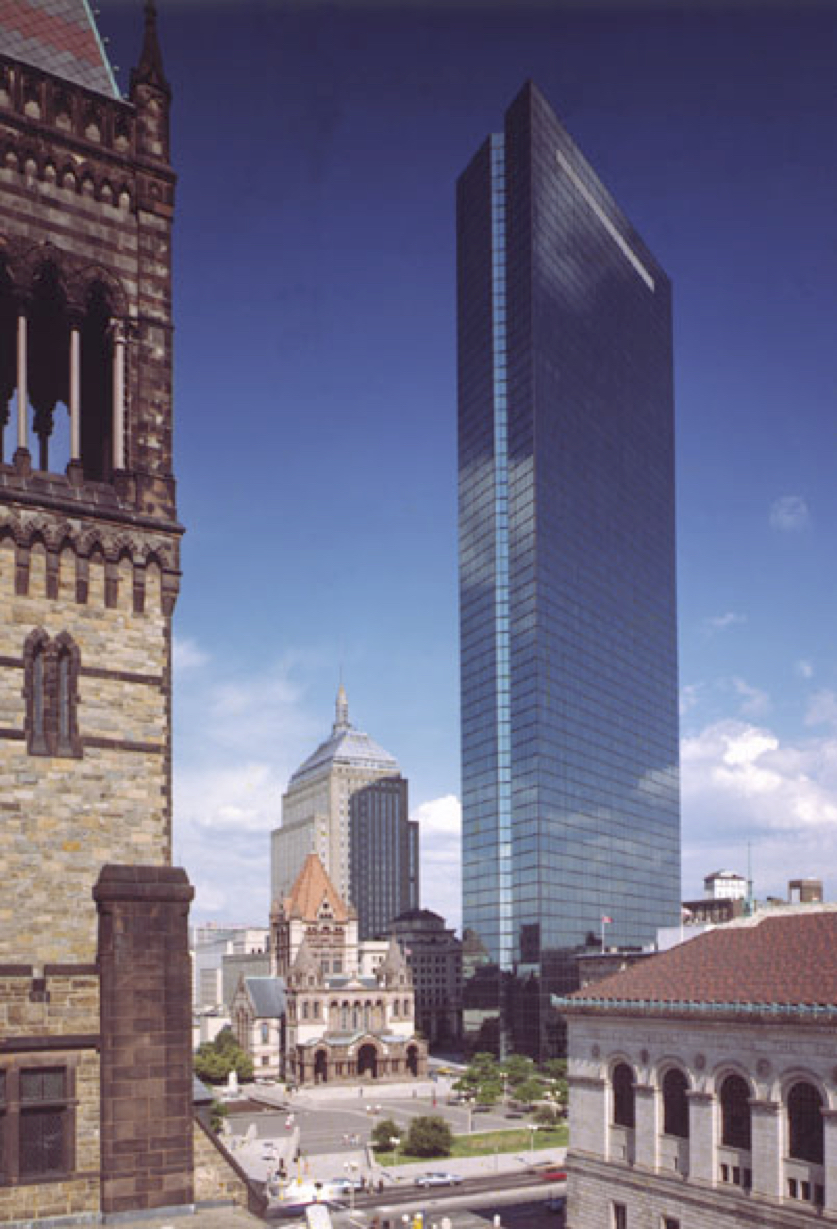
0;3;195;1220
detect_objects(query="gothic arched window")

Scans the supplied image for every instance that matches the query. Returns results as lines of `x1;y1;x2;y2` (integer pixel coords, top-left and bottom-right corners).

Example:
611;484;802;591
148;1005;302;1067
720;1075;751;1151
787;1081;823;1164
24;630;81;757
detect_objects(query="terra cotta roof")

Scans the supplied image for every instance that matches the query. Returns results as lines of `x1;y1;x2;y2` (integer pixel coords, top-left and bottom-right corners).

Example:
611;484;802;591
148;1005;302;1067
284;853;348;923
0;0;118;98
566;910;837;1008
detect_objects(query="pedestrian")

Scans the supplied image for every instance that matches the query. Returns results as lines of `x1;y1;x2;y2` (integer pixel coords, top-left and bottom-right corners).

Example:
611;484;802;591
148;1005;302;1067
377;1178;384;1193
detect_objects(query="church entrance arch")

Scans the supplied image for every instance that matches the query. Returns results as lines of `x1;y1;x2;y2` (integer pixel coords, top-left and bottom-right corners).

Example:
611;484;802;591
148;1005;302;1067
407;1044;419;1076
358;1044;378;1079
314;1049;328;1084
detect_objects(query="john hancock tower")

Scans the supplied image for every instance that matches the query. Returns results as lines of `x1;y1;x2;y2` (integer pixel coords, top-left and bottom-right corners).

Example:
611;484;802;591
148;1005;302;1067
457;82;680;1060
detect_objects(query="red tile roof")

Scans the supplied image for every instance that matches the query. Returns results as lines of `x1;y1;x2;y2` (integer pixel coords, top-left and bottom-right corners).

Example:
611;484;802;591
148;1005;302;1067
284;853;349;923
0;0;118;98
563;911;837;1010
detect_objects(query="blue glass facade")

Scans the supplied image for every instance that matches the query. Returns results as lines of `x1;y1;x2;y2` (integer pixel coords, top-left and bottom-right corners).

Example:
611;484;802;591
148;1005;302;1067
457;83;680;1059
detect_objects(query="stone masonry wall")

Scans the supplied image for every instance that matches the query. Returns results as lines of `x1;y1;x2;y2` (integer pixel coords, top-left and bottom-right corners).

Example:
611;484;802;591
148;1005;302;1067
0;535;170;964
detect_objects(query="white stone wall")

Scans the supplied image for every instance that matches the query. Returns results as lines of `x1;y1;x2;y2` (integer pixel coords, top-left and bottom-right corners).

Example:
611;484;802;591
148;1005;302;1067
566;1011;837;1228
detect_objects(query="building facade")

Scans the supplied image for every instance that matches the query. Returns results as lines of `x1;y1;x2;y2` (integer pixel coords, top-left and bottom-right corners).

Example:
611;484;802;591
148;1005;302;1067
270;854;427;1086
0;3;198;1219
230;978;286;1082
350;776;419;940
560;909;837;1229
271;685;403;906
457;81;680;1059
389;909;463;1047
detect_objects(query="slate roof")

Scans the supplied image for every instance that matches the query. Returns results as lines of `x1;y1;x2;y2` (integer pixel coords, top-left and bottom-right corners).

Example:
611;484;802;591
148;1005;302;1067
284;853;349;923
561;910;837;1014
244;977;286;1019
0;0;119;98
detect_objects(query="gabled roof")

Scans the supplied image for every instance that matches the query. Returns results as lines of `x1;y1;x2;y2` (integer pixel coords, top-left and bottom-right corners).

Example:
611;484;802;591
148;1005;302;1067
0;0;119;98
244;977;286;1019
285;853;349;923
560;910;837;1018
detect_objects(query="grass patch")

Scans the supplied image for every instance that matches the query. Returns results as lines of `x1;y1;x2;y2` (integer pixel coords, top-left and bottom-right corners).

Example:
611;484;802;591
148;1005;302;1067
376;1123;568;1166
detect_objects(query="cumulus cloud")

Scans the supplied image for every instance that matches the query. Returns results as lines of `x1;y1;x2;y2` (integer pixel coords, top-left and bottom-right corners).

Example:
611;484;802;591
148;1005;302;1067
412;795;462;933
770;495;810;532
796;659;814;680
703;611;747;633
679;683;703;717
681;718;837;899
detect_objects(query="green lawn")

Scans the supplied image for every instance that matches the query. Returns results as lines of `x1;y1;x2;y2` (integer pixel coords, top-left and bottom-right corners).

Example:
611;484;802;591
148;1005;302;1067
377;1123;568;1166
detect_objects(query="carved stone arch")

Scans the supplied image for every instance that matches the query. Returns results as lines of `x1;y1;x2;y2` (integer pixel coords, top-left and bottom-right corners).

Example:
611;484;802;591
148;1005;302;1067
707;1060;755;1099
60;162;78;193
23;627;51;755
2;143;19;173
69;261;129;320
17;240;72;302
98;178;115;206
24;518;51;551
78;527;107;559
777;1066;832;1112
653;1055;694;1092
112;532;138;563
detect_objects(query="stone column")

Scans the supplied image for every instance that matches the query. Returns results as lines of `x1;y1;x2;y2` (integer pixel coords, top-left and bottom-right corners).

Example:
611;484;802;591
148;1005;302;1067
111;320;126;470
569;1075;607;1156
95;864;195;1216
686;1090;716;1184
16;311;27;450
750;1099;782;1199
69;325;81;460
821;1108;837;1211
634;1083;658;1170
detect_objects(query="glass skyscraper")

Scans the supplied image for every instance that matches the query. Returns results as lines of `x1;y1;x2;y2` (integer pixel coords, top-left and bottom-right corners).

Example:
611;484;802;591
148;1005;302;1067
457;82;680;1059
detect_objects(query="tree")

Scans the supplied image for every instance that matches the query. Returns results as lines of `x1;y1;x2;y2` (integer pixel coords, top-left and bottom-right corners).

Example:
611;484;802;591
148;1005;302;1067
476;1080;502;1107
371;1118;402;1152
404;1115;453;1158
540;1058;568;1081
502;1054;536;1087
514;1076;547;1106
194;1028;253;1085
534;1103;561;1125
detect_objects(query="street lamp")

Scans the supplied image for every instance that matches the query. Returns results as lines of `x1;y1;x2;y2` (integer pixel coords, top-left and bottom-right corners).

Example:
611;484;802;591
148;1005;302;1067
390;1134;401;1170
529;1123;540;1161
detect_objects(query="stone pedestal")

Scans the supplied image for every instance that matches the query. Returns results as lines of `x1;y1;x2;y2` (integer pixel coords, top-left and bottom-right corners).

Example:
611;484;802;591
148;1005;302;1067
95;864;194;1215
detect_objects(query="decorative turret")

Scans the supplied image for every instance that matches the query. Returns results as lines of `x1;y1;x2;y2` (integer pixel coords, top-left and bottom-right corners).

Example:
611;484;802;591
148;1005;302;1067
289;938;320;988
377;935;410;989
130;1;171;164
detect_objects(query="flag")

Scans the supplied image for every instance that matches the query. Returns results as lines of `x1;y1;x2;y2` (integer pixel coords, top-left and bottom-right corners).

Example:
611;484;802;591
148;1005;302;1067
601;915;613;924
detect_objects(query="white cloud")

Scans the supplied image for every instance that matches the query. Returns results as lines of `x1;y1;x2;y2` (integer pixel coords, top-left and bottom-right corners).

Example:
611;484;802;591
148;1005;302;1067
679;683;703;717
731;676;771;718
796;659;814;680
806;690;837;732
703;611;747;633
770;495;810;532
681;718;837;899
413;795;462;933
172;635;208;672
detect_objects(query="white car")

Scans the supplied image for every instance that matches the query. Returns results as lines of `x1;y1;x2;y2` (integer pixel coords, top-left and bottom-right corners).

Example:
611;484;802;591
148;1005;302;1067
413;1172;463;1188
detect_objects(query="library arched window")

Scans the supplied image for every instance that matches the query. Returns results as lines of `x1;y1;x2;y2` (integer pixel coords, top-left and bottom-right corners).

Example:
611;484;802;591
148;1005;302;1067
662;1068;689;1139
720;1075;751;1151
612;1063;635;1129
787;1081;823;1164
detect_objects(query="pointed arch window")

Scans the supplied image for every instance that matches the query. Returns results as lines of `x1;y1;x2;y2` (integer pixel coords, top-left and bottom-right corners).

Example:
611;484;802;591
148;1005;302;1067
24;630;81;758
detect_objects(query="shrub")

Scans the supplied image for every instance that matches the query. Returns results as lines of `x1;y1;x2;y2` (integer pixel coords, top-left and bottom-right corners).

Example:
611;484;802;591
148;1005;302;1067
404;1115;453;1158
371;1118;402;1151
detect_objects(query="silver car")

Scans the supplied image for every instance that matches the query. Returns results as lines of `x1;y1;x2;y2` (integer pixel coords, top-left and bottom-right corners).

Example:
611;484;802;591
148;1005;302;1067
414;1172;463;1188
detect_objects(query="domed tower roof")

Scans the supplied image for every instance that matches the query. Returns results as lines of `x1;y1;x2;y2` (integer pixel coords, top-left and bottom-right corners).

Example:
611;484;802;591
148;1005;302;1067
287;685;400;787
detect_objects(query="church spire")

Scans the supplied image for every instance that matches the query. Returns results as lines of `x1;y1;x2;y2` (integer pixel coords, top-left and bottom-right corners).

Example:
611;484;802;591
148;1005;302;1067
132;0;170;97
333;681;350;733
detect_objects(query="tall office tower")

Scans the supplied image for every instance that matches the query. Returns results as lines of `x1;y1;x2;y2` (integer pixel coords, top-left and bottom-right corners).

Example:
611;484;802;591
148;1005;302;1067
350;776;419;940
271;684;403;906
457;82;680;1060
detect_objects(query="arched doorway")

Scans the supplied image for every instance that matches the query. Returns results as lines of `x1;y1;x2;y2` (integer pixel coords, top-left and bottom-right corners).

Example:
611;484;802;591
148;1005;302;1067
314;1049;328;1084
358;1044;378;1079
407;1045;419;1077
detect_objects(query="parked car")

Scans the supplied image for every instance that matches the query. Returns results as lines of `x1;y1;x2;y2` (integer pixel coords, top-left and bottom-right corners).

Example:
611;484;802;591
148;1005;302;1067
327;1177;364;1194
539;1168;568;1182
414;1172;464;1188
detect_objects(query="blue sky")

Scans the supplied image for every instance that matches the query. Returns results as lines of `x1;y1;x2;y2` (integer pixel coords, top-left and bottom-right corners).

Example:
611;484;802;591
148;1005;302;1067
100;0;837;931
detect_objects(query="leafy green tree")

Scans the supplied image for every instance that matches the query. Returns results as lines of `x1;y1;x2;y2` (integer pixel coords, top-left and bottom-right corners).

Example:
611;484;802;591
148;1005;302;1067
475;1080;502;1107
404;1116;453;1158
501;1054;536;1086
194;1028;253;1085
371;1118;402;1152
540;1058;568;1081
533;1103;561;1125
514;1076;547;1106
209;1099;229;1133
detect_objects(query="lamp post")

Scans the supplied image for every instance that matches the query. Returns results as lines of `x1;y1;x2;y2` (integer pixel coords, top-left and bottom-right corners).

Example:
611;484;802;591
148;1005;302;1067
344;1160;359;1211
390;1135;401;1171
529;1123;539;1161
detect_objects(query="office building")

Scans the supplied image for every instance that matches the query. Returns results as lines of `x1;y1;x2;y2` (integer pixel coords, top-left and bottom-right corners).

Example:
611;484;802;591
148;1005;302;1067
271;684;404;907
389;909;463;1046
350;776;419;940
457;82;680;1059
